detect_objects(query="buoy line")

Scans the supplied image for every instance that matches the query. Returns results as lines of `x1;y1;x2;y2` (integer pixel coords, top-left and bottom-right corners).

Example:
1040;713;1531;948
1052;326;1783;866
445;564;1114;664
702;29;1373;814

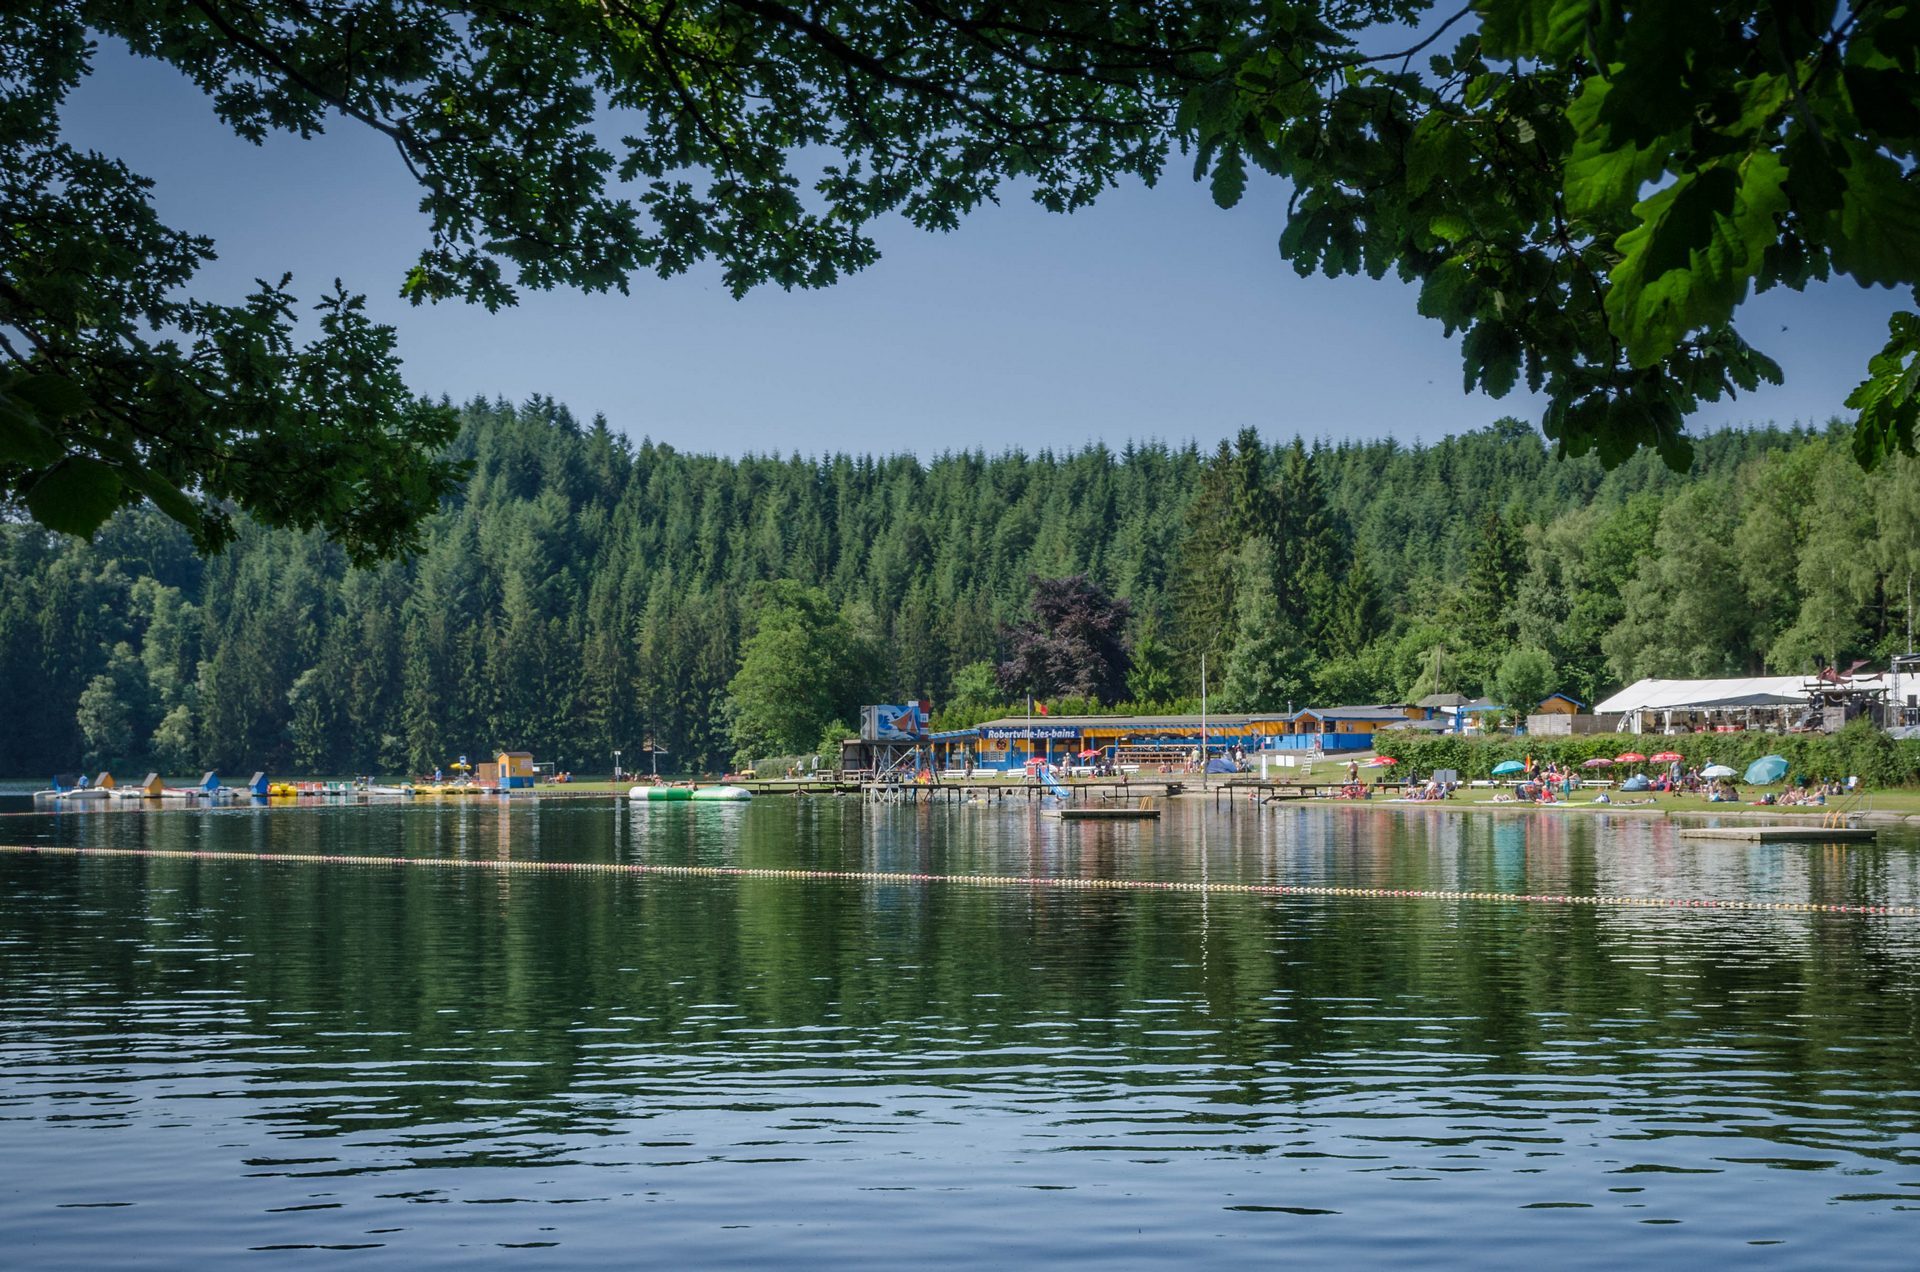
3;843;1914;918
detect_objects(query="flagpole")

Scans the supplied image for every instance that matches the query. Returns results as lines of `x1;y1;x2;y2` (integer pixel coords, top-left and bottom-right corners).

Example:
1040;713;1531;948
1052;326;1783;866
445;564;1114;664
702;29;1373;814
1201;651;1209;793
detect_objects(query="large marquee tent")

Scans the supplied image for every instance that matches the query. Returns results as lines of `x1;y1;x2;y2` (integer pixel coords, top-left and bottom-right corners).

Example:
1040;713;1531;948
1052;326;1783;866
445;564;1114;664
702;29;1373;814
1593;677;1813;714
1595;677;1815;733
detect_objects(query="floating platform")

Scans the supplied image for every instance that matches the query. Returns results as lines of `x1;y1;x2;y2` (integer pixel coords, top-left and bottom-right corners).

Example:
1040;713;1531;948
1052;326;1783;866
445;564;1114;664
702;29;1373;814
1058;807;1160;821
628;785;752;802
1680;825;1877;843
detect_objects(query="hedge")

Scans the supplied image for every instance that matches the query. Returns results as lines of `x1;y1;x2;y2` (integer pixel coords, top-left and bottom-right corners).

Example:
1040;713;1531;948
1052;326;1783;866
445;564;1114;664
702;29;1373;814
1370;719;1920;789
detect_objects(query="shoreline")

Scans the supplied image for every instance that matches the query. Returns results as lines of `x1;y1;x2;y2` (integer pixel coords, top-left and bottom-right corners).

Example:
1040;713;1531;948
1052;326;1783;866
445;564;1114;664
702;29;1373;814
1193;793;1920;827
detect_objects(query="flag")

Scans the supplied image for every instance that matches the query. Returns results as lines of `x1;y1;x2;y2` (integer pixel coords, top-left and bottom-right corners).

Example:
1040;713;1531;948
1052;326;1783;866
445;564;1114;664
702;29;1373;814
1036;701;1048;716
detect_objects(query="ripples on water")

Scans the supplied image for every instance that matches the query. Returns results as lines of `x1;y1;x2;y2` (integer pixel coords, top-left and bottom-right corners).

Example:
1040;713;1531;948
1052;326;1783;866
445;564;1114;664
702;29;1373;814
2;796;1918;1267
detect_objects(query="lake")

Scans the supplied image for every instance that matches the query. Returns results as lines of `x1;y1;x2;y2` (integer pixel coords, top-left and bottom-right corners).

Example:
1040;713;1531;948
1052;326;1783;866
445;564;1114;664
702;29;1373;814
2;794;1918;1268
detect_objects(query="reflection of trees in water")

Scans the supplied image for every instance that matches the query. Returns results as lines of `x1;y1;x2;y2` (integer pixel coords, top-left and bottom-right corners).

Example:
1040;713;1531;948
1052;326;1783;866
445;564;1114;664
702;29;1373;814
2;802;1919;1167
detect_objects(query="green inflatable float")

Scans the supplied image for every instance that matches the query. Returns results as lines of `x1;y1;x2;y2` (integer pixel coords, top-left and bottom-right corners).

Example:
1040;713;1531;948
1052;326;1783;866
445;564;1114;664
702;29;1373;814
627;785;752;802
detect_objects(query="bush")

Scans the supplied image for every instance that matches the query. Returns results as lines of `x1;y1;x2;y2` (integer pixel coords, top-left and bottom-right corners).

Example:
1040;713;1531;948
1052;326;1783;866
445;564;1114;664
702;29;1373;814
1371;725;1920;787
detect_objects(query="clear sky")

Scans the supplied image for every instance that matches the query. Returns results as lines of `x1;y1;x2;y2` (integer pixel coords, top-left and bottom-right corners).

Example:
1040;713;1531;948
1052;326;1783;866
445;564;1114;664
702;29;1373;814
60;38;1905;459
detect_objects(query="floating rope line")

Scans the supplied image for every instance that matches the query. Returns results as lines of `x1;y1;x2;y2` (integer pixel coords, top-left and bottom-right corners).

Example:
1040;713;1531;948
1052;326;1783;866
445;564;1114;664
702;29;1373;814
3;843;1914;918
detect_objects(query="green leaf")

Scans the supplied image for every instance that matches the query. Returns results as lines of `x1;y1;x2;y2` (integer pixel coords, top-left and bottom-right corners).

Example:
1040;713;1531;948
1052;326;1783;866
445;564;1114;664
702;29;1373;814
8;373;91;419
1462;322;1522;396
1846;310;1920;467
1404;115;1466;198
1607;152;1789;367
1478;0;1597;61
1564;76;1671;220
1209;146;1247;210
1843;66;1920;138
1827;141;1920;288
1417;258;1481;333
121;466;206;532
23;457;125;538
0;403;64;466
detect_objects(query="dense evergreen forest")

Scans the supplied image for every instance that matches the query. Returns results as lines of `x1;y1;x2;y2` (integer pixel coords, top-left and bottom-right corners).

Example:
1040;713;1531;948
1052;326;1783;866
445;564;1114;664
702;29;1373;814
3;399;1916;777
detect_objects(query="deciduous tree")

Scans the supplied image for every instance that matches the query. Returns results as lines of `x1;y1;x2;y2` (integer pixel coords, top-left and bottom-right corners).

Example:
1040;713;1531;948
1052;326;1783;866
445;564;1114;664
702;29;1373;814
997;574;1132;704
727;581;871;762
11;3;1917;555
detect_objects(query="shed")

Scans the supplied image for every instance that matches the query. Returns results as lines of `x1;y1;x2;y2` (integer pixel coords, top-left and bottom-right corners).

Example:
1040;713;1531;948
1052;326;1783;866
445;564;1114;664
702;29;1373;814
496;751;535;789
1534;692;1584;715
1290;706;1417;748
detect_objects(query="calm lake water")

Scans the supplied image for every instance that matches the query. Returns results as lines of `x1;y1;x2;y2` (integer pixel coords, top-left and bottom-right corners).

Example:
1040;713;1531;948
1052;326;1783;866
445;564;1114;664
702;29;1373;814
2;794;1918;1268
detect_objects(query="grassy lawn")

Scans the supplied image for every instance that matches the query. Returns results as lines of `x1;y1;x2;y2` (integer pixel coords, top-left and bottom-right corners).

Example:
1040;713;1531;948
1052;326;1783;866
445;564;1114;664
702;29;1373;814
507;768;1920;816
1274;786;1920;817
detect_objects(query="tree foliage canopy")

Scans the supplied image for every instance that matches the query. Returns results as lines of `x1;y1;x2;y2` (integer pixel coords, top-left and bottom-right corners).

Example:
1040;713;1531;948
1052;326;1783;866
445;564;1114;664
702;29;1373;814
996;574;1133;704
726;580;873;762
5;3;1917;552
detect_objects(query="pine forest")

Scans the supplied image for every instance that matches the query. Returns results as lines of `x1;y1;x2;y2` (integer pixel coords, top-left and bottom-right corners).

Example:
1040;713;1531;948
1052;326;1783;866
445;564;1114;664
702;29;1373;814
5;399;1917;778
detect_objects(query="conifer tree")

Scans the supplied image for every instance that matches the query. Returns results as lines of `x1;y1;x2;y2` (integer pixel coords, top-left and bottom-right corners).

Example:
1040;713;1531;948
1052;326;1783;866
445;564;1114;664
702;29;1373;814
1460;511;1526;655
1274;440;1346;653
1171;440;1241;672
1218;542;1312;713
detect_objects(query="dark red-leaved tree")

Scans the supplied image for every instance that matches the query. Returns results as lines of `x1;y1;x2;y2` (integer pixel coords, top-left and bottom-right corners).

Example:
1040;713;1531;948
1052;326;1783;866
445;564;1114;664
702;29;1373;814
996;575;1132;705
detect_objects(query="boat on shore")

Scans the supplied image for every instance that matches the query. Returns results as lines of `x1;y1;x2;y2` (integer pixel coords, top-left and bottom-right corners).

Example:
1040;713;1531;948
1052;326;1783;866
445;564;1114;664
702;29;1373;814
111;773;166;800
416;782;500;797
164;772;231;800
33;772;116;802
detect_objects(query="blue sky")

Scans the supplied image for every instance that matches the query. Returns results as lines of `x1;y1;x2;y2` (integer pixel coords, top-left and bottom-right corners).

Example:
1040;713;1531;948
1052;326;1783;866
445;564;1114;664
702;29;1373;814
61;39;1905;458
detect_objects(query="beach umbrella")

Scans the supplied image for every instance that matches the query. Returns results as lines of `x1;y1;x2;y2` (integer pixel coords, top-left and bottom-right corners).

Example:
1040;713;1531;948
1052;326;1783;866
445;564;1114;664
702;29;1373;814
1743;755;1789;785
1581;757;1613;768
1077;748;1100;759
1491;760;1525;775
1366;756;1398;767
1614;752;1647;763
1651;751;1684;763
1701;764;1736;779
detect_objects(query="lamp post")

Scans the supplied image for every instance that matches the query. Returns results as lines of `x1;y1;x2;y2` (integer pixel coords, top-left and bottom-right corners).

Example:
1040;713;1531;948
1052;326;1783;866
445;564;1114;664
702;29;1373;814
613;749;621;782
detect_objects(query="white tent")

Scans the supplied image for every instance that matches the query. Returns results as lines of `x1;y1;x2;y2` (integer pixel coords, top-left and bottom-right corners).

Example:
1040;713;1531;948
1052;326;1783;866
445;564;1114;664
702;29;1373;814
1594;677;1811;714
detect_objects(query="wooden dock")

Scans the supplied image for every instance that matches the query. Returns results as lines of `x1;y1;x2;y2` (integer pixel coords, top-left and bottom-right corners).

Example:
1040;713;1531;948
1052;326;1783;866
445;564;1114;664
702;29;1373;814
1059;807;1161;822
1679;825;1878;843
743;777;1186;804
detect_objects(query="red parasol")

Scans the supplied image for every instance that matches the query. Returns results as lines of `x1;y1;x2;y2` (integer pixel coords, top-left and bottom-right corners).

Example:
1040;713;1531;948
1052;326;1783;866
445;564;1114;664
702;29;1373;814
1651;751;1684;763
1614;751;1647;763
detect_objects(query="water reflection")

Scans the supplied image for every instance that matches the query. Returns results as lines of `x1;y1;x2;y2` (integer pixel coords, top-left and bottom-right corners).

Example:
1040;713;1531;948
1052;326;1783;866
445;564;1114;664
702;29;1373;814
2;798;1918;1266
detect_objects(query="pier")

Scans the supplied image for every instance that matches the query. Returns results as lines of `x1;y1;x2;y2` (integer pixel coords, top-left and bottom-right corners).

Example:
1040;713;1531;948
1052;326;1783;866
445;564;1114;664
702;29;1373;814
742;777;1186;804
